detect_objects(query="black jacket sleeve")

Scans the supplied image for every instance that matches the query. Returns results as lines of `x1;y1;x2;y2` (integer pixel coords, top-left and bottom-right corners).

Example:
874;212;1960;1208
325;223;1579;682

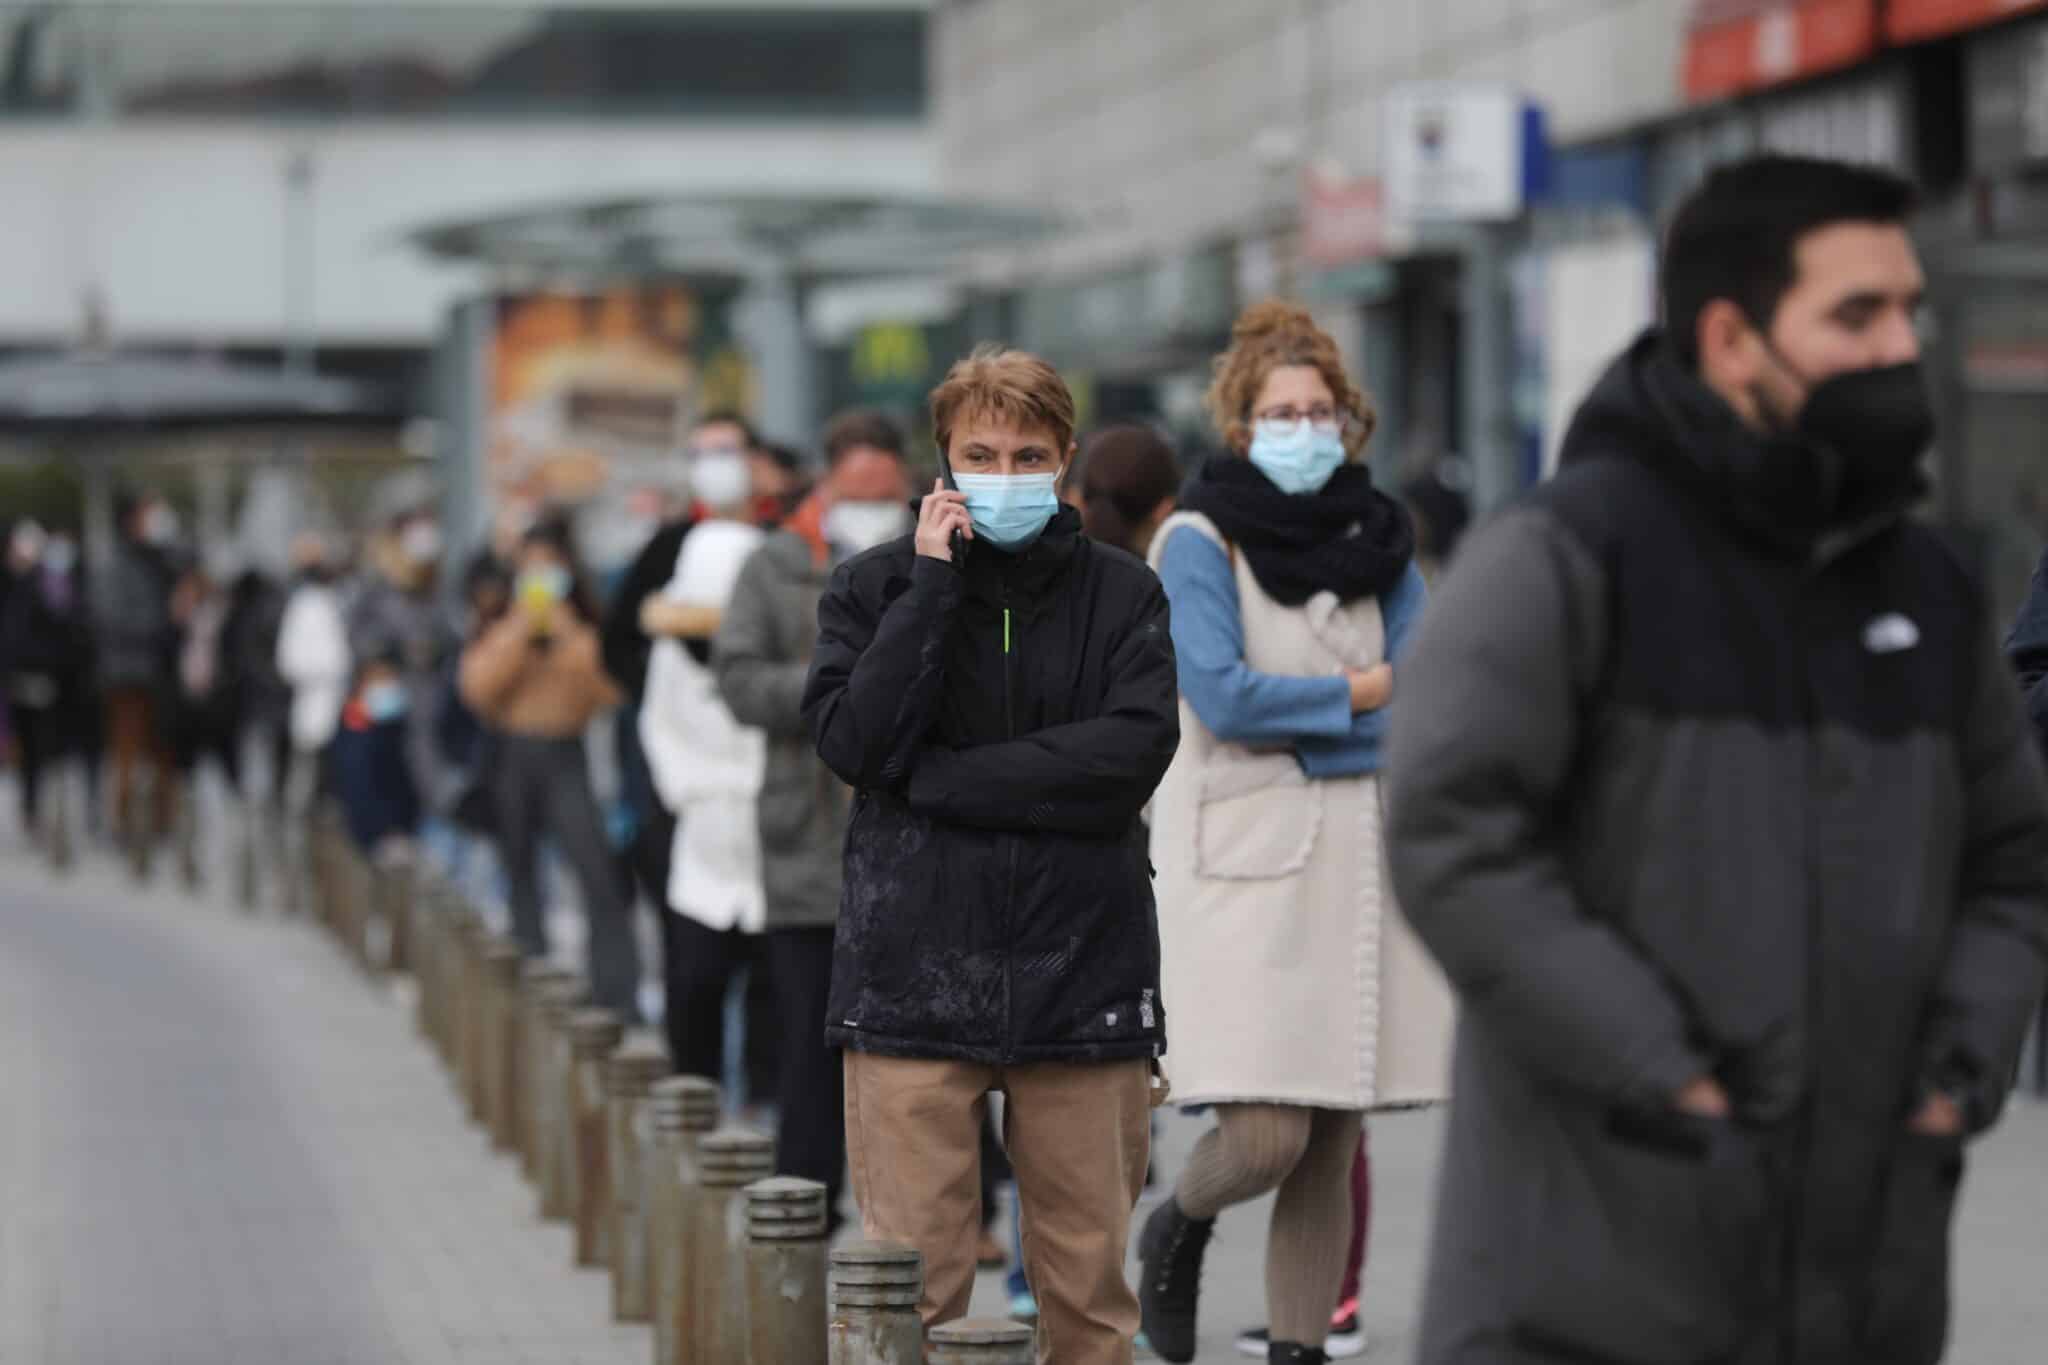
600;521;689;701
803;554;962;791
904;577;1180;835
1923;620;2048;1132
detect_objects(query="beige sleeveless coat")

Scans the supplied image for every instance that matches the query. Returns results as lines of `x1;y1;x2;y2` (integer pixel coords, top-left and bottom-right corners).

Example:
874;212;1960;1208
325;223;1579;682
1148;511;1453;1110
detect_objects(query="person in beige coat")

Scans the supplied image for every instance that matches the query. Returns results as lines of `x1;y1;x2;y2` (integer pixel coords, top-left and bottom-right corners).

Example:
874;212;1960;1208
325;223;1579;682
1138;303;1454;1365
457;517;639;1017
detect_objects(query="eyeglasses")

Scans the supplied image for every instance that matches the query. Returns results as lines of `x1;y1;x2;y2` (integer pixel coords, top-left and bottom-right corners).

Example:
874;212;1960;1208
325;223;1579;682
1252;404;1345;432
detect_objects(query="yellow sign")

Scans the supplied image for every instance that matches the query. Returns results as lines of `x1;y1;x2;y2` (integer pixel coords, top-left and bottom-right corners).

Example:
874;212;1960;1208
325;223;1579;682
851;323;932;389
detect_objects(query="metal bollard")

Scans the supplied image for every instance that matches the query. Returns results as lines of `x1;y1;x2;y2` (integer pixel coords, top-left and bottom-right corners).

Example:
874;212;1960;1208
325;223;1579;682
928;1320;1034;1365
687;1130;775;1365
438;902;479;1074
517;966;582;1180
650;1076;722;1365
464;931;506;1124
482;941;525;1149
537;986;589;1221
411;876;443;1041
566;1009;626;1266
372;853;414;975
745;1177;830;1365
605;1045;672;1321
828;1242;926;1365
450;913;486;1107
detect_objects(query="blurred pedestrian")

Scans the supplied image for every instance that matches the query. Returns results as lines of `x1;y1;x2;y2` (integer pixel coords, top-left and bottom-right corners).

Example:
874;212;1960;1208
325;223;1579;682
327;650;421;858
350;496;458;840
168;558;243;889
1138;302;1450;1365
219;561;292;902
95;491;182;878
804;347;1179;1364
2;522;91;859
601;409;779;1093
1388;155;2048;1365
459;517;640;1017
276;532;352;912
1075;423;1181;558
713;407;913;1233
637;435;771;1081
1397;463;1472;585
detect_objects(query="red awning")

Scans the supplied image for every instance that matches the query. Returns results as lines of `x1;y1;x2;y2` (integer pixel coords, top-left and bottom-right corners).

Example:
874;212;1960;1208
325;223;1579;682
1684;0;1880;102
1886;0;2048;44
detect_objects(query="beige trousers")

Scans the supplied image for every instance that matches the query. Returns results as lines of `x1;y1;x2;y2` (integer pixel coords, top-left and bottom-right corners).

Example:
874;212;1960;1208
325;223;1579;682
843;1051;1151;1365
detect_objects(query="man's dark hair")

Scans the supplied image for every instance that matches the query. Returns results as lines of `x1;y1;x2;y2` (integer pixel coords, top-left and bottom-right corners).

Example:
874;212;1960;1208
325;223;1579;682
693;409;760;449
1661;155;1917;366
821;408;907;465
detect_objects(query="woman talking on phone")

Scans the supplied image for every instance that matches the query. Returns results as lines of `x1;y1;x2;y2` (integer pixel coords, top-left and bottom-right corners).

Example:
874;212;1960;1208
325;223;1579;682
458;517;641;1017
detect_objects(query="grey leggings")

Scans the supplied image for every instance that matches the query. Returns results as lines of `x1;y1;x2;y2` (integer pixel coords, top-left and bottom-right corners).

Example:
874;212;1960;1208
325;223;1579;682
1176;1104;1362;1347
491;734;641;1017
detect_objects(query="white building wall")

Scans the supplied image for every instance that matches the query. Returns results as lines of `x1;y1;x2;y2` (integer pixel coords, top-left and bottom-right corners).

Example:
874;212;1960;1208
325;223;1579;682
0;121;936;347
935;0;1691;278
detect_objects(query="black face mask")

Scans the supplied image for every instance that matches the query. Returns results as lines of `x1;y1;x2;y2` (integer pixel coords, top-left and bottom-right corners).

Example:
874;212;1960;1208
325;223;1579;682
1795;360;1935;504
1750;340;1934;522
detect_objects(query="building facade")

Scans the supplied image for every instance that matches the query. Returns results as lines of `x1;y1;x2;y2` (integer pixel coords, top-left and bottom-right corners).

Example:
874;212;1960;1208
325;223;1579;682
0;1;934;367
932;0;2048;622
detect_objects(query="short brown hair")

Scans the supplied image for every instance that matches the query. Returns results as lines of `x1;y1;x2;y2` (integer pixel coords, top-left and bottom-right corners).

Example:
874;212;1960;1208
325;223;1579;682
1206;300;1377;457
821;408;907;465
929;345;1076;457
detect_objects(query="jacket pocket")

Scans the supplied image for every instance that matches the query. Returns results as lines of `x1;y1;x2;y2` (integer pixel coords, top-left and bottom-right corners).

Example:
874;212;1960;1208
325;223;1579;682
1859;1132;1965;1365
1508;1107;1783;1365
1194;752;1320;880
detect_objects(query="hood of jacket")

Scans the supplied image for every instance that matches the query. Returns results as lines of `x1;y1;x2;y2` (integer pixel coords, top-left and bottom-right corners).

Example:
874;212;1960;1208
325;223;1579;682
1559;330;1925;555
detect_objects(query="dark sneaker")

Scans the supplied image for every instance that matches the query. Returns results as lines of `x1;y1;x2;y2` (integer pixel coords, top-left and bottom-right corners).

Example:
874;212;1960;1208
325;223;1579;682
1136;1197;1214;1364
1235;1300;1368;1359
1267;1344;1329;1365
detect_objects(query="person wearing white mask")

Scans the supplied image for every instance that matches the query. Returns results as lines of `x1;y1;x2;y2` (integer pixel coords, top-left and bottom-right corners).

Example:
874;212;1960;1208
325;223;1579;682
350;499;458;873
711;409;912;1233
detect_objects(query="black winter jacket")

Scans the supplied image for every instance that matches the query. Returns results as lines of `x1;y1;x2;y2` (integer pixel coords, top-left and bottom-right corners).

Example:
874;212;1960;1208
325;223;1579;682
802;504;1179;1065
1389;332;2048;1365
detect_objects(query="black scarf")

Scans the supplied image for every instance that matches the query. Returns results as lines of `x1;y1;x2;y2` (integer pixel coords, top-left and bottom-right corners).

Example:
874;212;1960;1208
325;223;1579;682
1178;457;1414;606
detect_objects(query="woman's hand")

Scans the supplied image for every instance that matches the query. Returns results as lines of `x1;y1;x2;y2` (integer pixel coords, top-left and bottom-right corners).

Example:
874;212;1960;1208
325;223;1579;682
915;479;973;563
1347;663;1393;714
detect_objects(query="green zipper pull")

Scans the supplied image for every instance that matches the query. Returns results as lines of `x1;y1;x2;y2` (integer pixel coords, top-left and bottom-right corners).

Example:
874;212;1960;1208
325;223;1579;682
1004;607;1012;654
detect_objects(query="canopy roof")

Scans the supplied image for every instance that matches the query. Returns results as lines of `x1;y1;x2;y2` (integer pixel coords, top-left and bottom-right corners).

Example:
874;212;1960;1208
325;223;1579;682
0;350;398;433
407;189;1058;281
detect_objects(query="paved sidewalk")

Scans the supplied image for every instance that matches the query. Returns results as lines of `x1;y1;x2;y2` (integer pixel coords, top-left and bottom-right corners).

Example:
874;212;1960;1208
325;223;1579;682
3;824;2045;1365
0;851;646;1365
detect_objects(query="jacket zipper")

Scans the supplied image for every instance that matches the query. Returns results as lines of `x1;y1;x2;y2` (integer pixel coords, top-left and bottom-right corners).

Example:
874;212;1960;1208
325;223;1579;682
1001;588;1019;1065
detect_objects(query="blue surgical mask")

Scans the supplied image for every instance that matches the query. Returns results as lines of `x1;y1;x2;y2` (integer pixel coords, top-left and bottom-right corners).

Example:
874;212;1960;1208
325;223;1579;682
364;680;407;723
953;471;1062;551
1248;419;1348;495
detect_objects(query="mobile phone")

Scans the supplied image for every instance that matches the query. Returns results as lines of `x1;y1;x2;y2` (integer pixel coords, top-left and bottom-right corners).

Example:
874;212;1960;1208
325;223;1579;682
938;454;970;565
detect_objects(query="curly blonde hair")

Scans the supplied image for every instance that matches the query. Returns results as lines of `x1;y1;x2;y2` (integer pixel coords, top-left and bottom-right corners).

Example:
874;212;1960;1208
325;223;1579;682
1206;300;1378;458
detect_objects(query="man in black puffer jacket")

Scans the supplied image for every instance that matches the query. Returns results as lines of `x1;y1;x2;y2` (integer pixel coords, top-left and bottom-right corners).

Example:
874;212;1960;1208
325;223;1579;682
803;346;1179;1365
1389;156;2048;1365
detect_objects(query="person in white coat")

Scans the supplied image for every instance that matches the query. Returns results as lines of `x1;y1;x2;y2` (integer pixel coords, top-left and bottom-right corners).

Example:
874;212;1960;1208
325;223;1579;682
636;444;771;1089
275;532;351;914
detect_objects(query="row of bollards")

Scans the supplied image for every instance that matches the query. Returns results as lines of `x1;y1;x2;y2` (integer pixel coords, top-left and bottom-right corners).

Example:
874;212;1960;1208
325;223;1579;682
298;817;1036;1364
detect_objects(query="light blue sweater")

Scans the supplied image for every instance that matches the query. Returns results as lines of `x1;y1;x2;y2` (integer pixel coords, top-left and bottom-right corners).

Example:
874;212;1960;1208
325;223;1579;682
1156;526;1426;779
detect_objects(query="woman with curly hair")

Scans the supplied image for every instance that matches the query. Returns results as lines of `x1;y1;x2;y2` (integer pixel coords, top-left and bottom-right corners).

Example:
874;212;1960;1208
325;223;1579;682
1137;302;1455;1365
